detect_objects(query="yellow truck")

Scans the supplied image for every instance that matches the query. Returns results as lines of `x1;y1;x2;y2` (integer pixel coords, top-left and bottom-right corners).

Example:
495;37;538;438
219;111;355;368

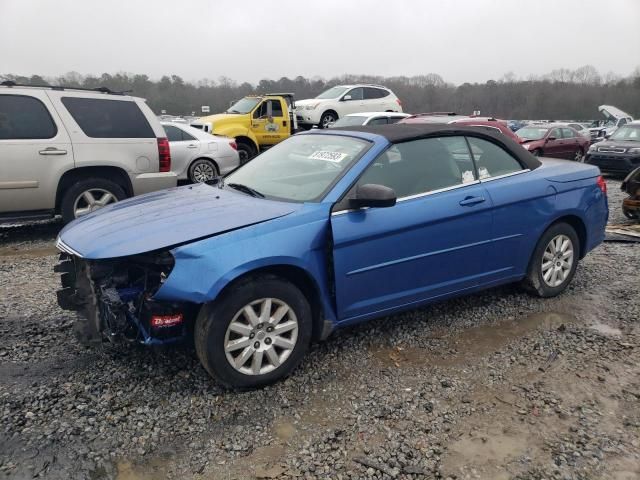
191;93;297;163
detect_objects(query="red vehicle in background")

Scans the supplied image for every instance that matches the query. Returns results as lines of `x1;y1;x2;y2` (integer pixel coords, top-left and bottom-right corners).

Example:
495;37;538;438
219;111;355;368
399;114;525;146
515;124;591;161
449;117;524;144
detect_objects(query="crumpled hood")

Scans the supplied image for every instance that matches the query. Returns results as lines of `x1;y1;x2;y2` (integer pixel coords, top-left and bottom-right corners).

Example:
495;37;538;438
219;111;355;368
57;183;299;259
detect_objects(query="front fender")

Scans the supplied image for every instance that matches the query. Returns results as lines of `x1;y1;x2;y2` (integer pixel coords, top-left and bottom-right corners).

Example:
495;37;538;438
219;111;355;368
214;125;258;147
154;206;337;322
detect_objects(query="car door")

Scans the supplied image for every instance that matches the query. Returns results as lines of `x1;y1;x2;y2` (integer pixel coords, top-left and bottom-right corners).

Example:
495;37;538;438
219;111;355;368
339;88;366;116
164;124;199;178
543;128;567;158
252;99;287;145
0;91;73;215
330;136;494;321
468;136;541;280
363;87;385;111
561;128;580;158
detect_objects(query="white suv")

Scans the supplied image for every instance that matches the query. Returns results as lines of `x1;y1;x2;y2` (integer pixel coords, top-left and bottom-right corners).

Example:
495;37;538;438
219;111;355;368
0;82;177;224
295;84;403;128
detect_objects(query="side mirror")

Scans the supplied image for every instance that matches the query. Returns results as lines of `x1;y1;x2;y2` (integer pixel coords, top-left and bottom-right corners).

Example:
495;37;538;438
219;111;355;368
547;136;556;142
350;184;396;209
342;95;352;101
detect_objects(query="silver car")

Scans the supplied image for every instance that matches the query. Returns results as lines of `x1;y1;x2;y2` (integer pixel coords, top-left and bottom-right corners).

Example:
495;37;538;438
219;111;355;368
161;122;240;183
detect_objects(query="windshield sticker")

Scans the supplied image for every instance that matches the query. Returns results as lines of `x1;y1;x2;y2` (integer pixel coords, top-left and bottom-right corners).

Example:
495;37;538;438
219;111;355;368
309;151;348;163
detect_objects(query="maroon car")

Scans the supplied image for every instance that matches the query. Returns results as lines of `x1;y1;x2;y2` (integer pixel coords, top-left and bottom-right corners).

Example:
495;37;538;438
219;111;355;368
516;124;590;161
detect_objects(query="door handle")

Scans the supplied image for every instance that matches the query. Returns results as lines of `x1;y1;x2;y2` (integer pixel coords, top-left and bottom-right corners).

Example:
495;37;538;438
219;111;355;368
459;196;486;206
187;144;198;149
39;147;67;155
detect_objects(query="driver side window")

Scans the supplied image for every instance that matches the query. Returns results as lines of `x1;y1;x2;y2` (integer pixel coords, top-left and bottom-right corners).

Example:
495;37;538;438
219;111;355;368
344;88;363;101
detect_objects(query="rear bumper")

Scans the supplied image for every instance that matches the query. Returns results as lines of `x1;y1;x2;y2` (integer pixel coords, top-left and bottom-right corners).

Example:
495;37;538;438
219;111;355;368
585;154;640;175
131;172;177;195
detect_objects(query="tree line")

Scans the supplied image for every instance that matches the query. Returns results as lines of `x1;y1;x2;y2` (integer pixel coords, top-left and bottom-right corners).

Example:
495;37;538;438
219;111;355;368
2;65;639;120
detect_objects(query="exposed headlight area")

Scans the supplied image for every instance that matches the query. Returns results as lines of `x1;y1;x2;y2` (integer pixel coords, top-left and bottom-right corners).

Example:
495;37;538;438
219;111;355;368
55;250;194;346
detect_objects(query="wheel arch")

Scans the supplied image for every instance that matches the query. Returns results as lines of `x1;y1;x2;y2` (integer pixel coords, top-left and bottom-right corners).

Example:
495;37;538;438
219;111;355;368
544;214;587;259
234;135;259;153
321;109;339;119
55;166;133;212
212;264;330;341
189;156;220;176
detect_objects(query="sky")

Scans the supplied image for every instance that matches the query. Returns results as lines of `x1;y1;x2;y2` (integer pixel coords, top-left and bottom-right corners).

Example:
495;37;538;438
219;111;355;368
1;0;639;85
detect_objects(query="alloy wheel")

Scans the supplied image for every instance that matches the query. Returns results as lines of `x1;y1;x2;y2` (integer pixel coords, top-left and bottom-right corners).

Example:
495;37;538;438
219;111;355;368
541;234;574;287
321;114;336;128
224;298;299;375
192;162;216;182
73;188;117;218
574;150;584;162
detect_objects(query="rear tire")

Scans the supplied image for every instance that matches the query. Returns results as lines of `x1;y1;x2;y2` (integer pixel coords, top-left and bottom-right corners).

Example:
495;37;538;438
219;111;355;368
60;178;126;224
195;275;312;389
522;223;579;297
188;158;218;183
574;148;585;162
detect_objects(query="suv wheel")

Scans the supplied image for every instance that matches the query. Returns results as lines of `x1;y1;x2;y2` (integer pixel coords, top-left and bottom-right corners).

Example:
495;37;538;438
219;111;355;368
189;158;218;183
195;275;312;389
60;178;126;224
320;111;337;129
522;222;579;297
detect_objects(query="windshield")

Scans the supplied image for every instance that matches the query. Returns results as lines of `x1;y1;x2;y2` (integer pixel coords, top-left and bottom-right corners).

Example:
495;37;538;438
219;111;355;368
610;125;640;141
226;97;261;114
224;134;370;202
331;116;368;127
516;127;548;141
315;86;349;100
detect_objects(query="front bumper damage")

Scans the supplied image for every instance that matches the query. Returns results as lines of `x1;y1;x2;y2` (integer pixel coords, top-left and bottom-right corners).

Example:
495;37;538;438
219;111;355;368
55;249;195;346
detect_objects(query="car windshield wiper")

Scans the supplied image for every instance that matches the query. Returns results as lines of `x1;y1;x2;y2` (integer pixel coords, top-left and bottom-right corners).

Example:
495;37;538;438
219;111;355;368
227;183;264;198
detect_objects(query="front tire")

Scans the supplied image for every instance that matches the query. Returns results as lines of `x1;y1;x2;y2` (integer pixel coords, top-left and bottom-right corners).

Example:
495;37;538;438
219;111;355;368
236;140;257;164
522;223;579;297
319;111;337;129
60;178;126;224
195;275;312;389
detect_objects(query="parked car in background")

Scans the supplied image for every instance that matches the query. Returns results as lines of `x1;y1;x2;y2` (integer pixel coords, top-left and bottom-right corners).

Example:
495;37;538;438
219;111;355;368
516;124;590;161
588;105;634;142
398;112;469;124
162;122;239;183
449;117;524;144
330;111;410;128
191;93;297;162
0;81;176;224
559;122;591;139
295;85;402;128
507;120;528;132
585;121;640;175
56;124;607;388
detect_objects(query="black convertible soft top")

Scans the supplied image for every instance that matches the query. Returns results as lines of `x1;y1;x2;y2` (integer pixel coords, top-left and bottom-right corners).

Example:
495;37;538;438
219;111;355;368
333;123;542;171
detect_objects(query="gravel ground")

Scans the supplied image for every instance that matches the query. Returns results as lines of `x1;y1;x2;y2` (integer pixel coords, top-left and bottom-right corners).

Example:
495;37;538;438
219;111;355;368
1;178;638;480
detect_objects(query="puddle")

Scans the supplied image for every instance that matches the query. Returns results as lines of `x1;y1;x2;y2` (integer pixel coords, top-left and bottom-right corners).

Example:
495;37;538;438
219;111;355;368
0;245;58;258
371;312;575;368
589;321;622;337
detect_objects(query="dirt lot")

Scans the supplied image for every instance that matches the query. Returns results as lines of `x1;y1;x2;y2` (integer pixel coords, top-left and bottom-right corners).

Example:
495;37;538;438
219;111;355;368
0;178;638;480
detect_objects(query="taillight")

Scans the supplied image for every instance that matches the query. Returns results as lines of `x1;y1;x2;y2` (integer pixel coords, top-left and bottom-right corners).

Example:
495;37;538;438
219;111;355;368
229;140;238;151
596;175;607;195
157;137;171;172
396;98;402;107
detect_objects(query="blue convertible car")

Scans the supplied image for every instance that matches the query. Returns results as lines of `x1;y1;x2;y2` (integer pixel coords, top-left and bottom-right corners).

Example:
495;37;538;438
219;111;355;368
56;124;608;388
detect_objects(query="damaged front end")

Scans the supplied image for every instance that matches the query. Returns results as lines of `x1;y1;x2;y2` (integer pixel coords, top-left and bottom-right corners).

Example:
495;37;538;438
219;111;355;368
56;247;194;346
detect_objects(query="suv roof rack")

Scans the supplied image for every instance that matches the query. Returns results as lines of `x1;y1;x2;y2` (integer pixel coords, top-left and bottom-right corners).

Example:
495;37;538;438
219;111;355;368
0;80;131;95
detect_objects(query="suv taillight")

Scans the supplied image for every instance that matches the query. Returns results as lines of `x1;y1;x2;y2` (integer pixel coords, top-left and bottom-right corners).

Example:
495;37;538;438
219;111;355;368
596;175;607;195
157;138;171;172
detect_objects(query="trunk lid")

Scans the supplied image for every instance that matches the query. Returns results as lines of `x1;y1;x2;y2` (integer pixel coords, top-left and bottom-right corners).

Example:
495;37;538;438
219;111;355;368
539;158;601;183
